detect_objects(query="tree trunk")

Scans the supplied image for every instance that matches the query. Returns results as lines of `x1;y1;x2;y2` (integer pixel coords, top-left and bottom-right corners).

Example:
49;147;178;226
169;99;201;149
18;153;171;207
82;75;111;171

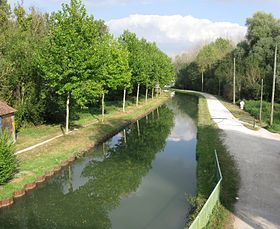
201;71;204;92
21;83;25;105
102;93;105;123
136;120;140;137
145;87;148;104
66;92;70;134
103;143;106;159
68;166;73;192
123;129;127;144
136;83;140;107
151;88;154;99
123;89;126;112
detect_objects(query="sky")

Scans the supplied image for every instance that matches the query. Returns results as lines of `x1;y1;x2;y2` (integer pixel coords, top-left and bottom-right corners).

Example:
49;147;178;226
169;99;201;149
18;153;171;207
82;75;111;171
7;0;280;56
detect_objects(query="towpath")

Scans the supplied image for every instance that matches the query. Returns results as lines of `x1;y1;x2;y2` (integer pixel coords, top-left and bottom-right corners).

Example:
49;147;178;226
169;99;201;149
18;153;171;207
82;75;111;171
203;92;280;229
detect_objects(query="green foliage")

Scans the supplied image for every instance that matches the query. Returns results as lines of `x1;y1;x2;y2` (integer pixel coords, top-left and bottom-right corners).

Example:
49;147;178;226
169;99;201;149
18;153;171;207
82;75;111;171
176;11;280;114
39;0;104;107
0;133;17;185
120;30;175;91
1;0;174;131
245;99;280;131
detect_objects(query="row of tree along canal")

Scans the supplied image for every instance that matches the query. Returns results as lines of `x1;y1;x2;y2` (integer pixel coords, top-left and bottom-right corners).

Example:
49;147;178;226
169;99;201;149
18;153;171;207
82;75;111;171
0;94;198;229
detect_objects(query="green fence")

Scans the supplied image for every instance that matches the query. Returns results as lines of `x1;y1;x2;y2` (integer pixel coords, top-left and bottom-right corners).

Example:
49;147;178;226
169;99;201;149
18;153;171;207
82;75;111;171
189;150;223;229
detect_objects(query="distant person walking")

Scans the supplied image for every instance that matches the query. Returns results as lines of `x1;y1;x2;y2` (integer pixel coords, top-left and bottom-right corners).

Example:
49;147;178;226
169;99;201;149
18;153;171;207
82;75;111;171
240;100;245;110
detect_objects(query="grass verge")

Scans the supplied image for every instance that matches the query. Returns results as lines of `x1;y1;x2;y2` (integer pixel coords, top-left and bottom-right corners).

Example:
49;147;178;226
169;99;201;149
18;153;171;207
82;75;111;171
219;98;280;133
15;98;141;152
174;89;239;229
0;95;169;201
218;98;258;130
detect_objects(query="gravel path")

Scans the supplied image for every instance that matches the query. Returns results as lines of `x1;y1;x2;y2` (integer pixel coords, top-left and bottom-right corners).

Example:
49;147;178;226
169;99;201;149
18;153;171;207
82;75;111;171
203;93;280;229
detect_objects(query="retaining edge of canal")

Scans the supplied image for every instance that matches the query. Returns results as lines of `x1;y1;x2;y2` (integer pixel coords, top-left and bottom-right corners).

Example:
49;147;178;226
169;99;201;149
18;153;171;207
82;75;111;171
0;97;170;209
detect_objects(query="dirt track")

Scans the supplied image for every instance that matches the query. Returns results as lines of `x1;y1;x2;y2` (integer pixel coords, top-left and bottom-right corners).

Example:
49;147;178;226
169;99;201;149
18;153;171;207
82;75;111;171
203;93;280;229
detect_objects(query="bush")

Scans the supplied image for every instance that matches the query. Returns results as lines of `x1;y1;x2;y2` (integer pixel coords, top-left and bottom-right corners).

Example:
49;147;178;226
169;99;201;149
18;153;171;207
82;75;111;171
0;133;18;185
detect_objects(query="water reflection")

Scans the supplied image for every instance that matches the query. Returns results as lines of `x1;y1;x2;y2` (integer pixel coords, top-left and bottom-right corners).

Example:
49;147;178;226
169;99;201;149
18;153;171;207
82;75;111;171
0;94;198;229
167;96;197;142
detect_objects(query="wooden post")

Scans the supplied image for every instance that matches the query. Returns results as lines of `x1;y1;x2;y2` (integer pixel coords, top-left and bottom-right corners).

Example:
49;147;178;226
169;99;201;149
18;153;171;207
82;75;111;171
270;45;277;126
259;79;263;123
122;89;126;113
233;57;236;104
66;92;70;134
136;83;140;107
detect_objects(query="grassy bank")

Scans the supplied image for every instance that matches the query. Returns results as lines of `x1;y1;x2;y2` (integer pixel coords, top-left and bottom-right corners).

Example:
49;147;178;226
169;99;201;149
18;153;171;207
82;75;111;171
220;98;280;133
245;100;280;132
15;98;138;152
0;95;169;201
174;90;239;228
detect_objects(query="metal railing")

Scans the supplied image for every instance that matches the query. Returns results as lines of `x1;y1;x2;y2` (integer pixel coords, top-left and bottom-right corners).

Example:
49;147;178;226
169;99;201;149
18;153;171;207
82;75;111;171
189;150;223;229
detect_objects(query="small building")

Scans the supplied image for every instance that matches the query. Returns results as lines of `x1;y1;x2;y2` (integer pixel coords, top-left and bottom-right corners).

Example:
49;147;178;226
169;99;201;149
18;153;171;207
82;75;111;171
0;101;17;142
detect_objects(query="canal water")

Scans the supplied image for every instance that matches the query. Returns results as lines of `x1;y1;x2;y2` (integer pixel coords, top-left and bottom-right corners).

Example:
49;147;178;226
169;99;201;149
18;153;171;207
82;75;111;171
0;93;198;229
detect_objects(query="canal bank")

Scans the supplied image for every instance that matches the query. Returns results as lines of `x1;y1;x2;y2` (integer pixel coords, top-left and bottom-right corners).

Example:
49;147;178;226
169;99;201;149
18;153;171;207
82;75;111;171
0;93;198;229
173;89;240;229
0;96;170;204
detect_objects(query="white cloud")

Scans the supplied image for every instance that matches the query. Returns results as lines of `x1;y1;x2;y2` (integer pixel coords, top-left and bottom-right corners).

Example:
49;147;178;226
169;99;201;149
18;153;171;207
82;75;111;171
107;14;247;56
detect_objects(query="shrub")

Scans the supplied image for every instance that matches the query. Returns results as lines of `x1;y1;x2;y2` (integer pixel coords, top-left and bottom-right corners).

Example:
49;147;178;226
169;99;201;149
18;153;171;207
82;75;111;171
0;133;18;185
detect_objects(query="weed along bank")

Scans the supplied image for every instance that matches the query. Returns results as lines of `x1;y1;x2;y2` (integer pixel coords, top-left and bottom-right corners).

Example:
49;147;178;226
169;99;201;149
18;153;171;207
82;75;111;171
0;101;16;142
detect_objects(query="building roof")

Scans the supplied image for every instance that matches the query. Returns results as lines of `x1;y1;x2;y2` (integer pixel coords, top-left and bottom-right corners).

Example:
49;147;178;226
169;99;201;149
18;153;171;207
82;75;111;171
0;101;16;116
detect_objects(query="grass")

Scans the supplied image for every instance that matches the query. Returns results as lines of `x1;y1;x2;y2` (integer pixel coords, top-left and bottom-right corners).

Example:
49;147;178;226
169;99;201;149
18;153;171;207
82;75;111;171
15;97;144;152
219;98;280;133
218;98;259;130
174;89;239;229
0;95;169;201
244;100;280;132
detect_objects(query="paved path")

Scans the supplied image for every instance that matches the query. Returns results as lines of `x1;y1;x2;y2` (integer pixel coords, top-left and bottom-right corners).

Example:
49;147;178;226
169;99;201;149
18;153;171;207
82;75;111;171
203;93;280;229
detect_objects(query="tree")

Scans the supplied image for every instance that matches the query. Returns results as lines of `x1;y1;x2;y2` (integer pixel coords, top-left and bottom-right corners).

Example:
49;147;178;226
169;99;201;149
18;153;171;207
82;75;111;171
119;31;146;106
39;0;103;133
0;0;10;26
98;35;131;118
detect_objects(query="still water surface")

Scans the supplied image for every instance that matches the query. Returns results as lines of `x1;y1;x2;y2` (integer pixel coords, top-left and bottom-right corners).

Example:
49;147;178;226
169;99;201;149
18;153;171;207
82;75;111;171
0;93;198;229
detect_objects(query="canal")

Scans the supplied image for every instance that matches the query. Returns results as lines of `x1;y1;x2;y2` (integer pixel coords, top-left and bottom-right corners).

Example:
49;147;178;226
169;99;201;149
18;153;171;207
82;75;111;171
0;93;198;229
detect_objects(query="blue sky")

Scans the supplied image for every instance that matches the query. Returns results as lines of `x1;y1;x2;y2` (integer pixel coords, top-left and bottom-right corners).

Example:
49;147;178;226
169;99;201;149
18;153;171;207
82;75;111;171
7;0;280;55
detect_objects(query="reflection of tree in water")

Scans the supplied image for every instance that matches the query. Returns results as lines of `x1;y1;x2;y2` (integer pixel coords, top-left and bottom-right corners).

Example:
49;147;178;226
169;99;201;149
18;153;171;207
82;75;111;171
170;93;198;120
0;106;174;229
